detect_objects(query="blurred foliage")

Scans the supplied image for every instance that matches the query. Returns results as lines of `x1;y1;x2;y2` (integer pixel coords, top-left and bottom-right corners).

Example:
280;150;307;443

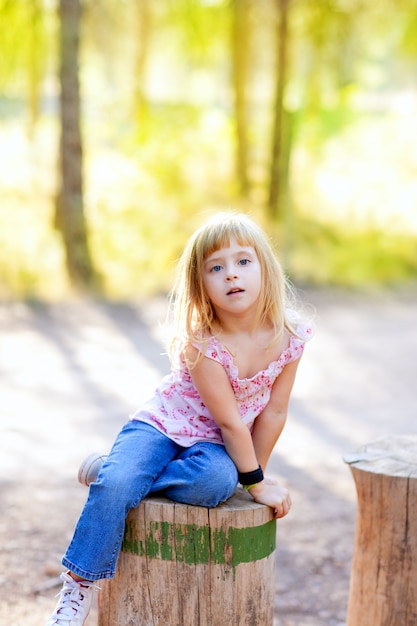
0;0;416;299
289;219;417;287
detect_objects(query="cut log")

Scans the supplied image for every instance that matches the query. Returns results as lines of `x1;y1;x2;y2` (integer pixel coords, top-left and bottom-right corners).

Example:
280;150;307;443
344;435;417;626
98;488;276;626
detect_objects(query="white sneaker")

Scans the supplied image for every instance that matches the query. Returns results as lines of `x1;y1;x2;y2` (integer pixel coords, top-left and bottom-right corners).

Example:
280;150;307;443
46;572;99;625
78;453;107;487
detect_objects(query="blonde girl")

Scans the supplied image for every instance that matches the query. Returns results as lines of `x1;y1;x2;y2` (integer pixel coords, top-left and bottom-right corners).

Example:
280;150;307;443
46;212;312;626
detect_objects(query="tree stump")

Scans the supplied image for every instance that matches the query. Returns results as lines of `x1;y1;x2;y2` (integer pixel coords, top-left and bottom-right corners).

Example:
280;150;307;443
98;489;276;626
344;435;417;626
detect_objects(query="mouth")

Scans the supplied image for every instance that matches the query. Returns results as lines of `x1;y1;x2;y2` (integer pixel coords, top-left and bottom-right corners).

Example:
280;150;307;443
226;287;244;296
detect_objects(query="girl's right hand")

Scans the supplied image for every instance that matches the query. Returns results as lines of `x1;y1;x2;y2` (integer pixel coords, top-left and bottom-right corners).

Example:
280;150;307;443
248;481;292;519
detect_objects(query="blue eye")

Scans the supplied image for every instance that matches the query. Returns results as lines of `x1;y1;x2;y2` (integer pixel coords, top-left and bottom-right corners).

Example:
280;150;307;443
211;265;222;272
239;259;250;266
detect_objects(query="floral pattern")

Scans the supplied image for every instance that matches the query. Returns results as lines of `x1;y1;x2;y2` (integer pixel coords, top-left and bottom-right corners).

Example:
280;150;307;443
131;322;312;447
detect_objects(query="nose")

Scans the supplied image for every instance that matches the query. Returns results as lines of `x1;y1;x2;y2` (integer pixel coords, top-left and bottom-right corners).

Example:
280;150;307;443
226;268;238;280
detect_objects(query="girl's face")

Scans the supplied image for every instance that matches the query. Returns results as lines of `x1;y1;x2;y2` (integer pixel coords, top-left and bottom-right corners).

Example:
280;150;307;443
202;237;262;318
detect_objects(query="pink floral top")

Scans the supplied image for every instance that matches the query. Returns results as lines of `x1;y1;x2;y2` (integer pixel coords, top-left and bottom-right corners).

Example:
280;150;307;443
131;321;312;447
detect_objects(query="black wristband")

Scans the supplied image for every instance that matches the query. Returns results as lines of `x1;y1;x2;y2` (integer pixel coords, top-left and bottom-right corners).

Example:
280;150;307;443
238;465;264;486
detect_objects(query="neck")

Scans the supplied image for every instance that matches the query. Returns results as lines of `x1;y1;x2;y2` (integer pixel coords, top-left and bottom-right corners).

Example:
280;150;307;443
214;311;262;336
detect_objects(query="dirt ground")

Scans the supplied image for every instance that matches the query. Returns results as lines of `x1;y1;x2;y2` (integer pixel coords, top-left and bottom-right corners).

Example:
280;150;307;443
1;287;416;626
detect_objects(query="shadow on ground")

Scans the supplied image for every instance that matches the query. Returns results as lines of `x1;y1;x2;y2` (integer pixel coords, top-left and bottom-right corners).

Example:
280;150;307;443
1;287;416;626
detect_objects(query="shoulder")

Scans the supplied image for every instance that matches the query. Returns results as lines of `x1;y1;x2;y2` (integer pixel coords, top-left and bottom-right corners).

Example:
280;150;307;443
182;335;230;370
192;336;230;363
285;308;314;343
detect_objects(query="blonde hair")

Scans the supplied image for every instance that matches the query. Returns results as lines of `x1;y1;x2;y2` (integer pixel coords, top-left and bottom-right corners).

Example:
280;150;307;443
169;212;299;364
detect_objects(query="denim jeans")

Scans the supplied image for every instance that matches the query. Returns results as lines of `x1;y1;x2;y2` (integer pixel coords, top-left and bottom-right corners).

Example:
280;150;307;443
62;420;238;580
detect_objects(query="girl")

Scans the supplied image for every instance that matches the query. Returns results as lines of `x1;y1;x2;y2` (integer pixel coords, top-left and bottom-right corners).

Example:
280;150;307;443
46;212;312;626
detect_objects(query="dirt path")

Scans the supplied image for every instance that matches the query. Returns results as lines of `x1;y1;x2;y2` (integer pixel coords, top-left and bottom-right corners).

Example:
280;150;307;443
1;288;416;626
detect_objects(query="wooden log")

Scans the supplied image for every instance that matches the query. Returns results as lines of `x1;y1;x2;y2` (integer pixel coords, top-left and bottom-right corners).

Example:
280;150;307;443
98;488;276;626
344;435;417;626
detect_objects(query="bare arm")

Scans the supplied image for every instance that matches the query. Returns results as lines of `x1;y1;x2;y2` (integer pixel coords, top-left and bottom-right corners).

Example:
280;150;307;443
247;356;302;517
251;356;302;471
185;344;259;473
185;345;302;519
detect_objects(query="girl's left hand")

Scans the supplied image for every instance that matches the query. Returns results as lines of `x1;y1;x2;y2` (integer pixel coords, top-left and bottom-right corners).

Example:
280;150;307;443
264;475;279;486
247;480;292;519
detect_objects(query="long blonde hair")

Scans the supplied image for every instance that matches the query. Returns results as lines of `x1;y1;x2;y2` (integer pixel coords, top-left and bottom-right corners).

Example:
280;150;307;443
169;212;299;364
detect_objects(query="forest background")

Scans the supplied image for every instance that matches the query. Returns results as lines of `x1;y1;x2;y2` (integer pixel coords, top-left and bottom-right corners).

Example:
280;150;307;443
1;0;417;299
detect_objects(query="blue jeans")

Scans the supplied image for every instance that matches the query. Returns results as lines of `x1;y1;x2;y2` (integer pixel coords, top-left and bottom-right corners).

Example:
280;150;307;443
62;421;238;580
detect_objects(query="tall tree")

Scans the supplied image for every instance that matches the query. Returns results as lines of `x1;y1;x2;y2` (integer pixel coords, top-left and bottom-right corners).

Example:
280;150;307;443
27;0;42;135
55;0;94;289
268;0;291;219
231;0;250;196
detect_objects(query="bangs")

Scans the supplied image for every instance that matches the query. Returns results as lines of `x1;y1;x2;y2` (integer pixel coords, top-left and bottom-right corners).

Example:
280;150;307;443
198;218;259;260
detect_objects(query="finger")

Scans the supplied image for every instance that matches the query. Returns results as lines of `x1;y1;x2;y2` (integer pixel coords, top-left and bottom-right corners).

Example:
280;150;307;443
274;505;284;519
274;500;290;519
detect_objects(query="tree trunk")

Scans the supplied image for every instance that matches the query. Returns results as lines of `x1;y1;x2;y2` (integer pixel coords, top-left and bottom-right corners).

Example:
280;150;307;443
268;0;290;219
98;490;276;626
56;0;94;289
231;0;250;196
27;0;41;137
344;436;417;626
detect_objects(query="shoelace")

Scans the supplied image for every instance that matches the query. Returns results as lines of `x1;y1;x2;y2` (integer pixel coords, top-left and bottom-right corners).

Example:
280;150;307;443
51;578;100;623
